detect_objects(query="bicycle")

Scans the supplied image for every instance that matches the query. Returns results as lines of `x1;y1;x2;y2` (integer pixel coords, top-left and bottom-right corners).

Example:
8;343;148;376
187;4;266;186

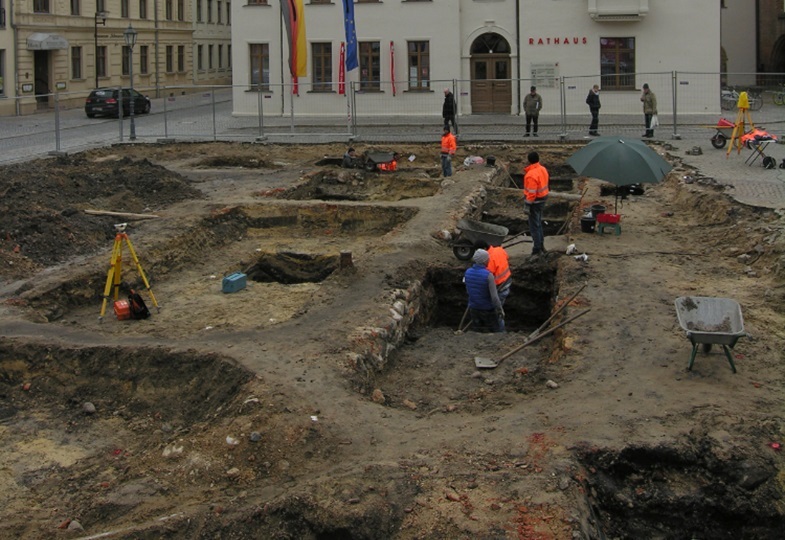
720;87;763;111
773;83;785;106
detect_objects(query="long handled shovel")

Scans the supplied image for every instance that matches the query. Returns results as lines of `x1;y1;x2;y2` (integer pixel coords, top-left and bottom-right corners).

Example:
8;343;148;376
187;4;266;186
474;308;591;369
473;283;587;369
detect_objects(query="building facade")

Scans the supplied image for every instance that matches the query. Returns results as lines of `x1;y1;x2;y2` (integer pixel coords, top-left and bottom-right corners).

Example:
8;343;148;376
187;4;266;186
193;0;232;85
230;0;720;118
0;0;231;115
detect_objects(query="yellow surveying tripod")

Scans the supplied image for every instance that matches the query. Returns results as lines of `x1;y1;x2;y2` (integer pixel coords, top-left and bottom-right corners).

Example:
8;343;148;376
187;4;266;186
99;223;159;320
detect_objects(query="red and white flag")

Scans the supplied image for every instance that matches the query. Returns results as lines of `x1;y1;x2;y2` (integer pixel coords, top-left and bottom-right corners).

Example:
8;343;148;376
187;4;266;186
339;42;346;95
390;41;396;97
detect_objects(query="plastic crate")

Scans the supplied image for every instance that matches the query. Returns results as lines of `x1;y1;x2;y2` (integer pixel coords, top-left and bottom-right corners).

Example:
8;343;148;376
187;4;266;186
222;272;247;293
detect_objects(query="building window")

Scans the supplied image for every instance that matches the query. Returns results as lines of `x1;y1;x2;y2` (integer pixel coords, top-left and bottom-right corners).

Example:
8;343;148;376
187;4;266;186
0;50;5;95
71;46;82;79
139;0;147;18
178;45;185;72
178;0;184;20
140;45;149;74
218;44;223;68
165;0;172;20
122;45;131;75
208;44;214;69
250;43;269;89
600;37;635;90
311;42;331;91
407;41;429;90
33;0;49;13
310;0;329;3
357;0;379;3
166;45;174;73
207;0;213;22
198;44;204;70
121;0;129;17
247;0;267;4
217;0;222;22
97;0;105;11
226;1;230;24
196;0;202;21
228;44;231;68
97;45;107;78
359;41;380;91
70;0;80;16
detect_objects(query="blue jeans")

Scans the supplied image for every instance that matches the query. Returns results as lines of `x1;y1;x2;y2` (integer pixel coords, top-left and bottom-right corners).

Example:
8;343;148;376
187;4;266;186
469;308;504;333
441;154;453;177
527;201;545;253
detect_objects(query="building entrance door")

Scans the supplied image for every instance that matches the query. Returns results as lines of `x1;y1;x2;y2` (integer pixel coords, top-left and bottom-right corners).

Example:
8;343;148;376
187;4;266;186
34;51;51;109
470;33;512;114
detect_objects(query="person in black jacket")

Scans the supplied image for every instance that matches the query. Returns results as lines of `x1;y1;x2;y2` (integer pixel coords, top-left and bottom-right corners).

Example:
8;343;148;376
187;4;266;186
442;88;458;135
586;85;601;136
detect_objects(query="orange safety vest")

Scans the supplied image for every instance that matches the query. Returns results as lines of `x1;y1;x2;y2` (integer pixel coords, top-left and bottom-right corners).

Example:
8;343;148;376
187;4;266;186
441;133;457;155
377;160;397;171
487;245;511;286
523;162;550;203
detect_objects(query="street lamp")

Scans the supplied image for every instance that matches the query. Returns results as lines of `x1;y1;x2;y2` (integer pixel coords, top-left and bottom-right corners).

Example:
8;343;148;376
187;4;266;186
93;11;107;89
124;24;138;141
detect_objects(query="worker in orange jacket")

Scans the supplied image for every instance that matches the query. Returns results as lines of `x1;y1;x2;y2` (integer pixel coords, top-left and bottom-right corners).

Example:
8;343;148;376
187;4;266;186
477;241;512;305
440;126;457;177
523;151;550;257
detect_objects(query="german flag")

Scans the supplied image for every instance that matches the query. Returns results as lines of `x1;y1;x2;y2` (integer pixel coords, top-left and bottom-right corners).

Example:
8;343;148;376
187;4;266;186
281;0;307;77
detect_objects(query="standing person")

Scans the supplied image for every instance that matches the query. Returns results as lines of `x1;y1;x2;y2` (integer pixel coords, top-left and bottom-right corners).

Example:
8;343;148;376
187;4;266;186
463;249;505;333
442;88;458;135
523;86;542;137
476;241;512;306
440;126;457;177
586;85;601;136
523;151;549;258
641;83;657;138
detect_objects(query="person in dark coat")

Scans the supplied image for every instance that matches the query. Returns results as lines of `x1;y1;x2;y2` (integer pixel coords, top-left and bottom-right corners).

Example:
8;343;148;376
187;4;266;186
463;249;505;333
442;88;458;134
586;85;601;136
342;147;360;168
523;86;543;137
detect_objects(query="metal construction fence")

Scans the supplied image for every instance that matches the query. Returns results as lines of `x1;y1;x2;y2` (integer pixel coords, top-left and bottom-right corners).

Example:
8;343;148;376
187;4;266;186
1;71;785;164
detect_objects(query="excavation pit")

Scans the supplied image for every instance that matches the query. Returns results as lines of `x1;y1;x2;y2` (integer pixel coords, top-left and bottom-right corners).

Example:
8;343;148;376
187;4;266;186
365;263;562;413
207;203;417;236
282;170;440;202
577;442;785;539
419;266;557;333
246;252;339;284
0;342;259;537
481;188;576;236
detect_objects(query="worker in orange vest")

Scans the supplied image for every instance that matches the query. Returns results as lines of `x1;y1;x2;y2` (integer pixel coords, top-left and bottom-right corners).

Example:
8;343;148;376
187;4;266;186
523;151;550;257
440;126;457;177
476;241;512;305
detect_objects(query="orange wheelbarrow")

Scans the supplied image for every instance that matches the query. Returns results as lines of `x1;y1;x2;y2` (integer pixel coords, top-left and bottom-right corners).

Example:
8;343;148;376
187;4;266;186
706;118;735;149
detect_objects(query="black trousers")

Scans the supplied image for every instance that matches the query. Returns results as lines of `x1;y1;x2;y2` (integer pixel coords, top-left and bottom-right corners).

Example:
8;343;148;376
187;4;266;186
525;114;539;134
589;108;599;133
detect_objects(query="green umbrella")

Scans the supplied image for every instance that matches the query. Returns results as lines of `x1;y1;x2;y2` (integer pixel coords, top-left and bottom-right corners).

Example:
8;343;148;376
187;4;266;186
567;136;673;212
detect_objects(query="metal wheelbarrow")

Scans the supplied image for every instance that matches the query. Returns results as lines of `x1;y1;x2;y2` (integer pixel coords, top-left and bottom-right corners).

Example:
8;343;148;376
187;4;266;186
674;296;747;373
362;151;399;172
451;219;509;260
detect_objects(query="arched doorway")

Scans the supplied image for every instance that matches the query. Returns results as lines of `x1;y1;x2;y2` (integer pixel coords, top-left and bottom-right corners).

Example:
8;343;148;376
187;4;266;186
470;33;512;114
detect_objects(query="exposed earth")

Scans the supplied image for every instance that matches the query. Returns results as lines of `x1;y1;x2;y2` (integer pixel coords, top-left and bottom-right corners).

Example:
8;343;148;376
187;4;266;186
0;140;784;539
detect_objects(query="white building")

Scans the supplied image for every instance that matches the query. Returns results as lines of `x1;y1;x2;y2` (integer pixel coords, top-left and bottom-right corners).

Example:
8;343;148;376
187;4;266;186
223;0;720;117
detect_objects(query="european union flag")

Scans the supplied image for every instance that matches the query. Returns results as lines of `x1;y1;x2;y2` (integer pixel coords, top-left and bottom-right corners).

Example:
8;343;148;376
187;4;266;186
342;0;358;71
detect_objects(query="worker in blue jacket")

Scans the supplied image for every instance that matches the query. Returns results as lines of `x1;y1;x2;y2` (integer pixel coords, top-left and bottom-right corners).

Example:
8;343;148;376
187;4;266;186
463;249;505;332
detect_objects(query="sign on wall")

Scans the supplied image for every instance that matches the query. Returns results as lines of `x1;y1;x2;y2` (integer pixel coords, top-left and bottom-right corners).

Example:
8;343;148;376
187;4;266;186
530;63;559;88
